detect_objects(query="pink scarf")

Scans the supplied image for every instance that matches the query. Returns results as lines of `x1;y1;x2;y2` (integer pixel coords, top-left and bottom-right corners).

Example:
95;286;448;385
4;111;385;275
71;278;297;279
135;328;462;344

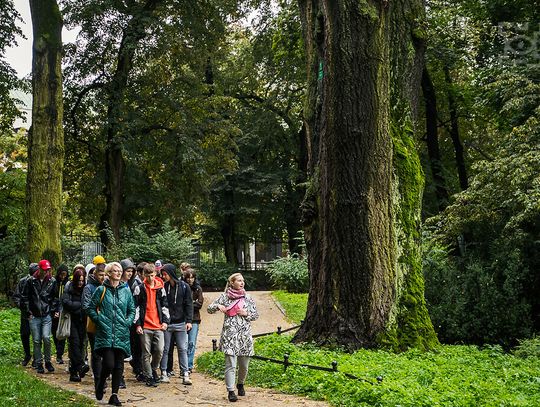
225;287;246;316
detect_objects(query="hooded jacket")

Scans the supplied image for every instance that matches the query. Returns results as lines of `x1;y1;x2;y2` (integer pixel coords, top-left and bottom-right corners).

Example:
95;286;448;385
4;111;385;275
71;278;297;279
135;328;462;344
162;263;193;324
82;273;102;311
133;276;170;328
86;280;135;357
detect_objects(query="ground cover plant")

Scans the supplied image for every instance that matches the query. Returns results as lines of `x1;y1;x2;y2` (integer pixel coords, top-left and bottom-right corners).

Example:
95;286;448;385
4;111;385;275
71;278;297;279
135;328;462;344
198;292;540;407
0;306;94;407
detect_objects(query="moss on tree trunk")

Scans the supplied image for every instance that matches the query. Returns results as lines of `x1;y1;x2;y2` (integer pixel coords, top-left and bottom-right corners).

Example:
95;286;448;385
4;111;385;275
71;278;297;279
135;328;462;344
26;0;64;263
294;0;438;351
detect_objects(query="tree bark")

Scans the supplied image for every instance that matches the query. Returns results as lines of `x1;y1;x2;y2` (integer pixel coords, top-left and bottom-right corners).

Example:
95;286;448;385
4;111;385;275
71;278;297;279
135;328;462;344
99;0;162;247
443;65;468;190
421;64;449;211
294;0;438;350
26;0;64;263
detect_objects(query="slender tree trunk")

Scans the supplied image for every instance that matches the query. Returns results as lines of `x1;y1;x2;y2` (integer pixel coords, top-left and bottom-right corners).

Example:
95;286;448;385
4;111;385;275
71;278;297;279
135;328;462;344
99;0;162;246
26;0;64;263
295;0;437;350
443;65;468;190
421;64;449;211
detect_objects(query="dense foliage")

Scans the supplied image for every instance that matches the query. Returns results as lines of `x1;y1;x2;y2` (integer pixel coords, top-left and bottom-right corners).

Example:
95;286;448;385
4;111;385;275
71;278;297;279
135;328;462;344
266;254;308;293
198;293;540;407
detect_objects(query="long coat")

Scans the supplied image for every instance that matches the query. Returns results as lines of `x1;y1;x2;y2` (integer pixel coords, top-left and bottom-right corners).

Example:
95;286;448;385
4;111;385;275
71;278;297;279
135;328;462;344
86;280;135;358
208;293;258;356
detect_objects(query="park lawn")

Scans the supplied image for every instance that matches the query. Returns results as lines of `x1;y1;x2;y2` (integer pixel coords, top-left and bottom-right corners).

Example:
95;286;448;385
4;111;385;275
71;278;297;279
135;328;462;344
0;307;95;407
197;291;540;407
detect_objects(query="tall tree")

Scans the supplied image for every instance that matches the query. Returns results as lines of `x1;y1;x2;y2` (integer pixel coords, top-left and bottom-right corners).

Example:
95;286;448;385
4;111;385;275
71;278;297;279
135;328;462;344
26;0;64;262
294;0;437;350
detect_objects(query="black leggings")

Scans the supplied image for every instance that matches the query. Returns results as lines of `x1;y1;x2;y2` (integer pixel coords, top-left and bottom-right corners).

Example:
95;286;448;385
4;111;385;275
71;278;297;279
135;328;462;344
98;348;125;395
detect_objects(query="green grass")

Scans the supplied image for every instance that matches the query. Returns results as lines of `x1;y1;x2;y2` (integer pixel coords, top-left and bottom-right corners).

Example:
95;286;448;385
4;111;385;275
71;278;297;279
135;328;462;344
0;308;95;406
272;290;307;324
198;291;540;407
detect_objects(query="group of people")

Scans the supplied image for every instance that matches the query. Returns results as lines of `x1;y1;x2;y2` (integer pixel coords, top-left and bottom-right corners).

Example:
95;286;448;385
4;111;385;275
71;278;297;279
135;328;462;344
13;255;259;404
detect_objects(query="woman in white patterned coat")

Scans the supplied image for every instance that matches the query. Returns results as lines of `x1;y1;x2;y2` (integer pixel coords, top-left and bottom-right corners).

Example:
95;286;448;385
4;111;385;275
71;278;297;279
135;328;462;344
208;273;259;402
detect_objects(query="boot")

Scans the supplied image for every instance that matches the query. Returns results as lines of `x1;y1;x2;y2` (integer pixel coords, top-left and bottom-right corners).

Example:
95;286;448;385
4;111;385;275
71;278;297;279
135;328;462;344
108;393;122;406
237;383;245;396
228;391;238;402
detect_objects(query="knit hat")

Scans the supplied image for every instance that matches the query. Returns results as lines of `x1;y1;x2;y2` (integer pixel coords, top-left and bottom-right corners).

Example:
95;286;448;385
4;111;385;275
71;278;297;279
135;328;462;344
120;258;135;271
72;263;85;273
28;262;39;275
161;263;179;282
93;255;106;265
154;259;163;271
85;263;96;274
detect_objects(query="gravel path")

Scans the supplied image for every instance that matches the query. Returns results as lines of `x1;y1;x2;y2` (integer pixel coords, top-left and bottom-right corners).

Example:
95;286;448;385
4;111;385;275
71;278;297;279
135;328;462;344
30;291;328;407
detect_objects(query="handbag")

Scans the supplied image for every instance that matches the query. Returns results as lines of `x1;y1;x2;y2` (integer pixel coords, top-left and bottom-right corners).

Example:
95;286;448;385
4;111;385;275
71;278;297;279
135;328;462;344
56;310;71;340
86;287;107;334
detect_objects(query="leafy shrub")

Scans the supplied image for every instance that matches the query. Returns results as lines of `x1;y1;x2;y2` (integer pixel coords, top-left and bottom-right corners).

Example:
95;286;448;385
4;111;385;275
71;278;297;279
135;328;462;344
513;337;540;359
266;254;308;293
197;262;238;289
106;221;194;264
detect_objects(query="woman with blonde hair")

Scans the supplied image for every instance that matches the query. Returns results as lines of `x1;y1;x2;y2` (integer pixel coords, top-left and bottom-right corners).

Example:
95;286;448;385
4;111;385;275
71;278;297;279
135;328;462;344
208;273;258;402
87;262;135;406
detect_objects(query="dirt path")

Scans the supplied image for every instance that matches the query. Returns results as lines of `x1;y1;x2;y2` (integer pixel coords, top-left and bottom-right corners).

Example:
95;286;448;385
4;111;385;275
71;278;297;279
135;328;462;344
30;291;327;407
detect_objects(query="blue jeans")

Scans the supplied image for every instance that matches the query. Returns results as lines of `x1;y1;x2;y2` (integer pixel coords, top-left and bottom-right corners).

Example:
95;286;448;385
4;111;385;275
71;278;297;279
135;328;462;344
29;314;52;365
187;322;199;370
160;323;188;374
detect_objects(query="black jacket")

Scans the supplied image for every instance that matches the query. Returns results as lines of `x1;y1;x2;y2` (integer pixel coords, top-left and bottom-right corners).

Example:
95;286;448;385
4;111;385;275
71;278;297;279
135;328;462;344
133;279;170;327
22;276;58;318
61;282;84;321
12;275;31;309
164;280;193;324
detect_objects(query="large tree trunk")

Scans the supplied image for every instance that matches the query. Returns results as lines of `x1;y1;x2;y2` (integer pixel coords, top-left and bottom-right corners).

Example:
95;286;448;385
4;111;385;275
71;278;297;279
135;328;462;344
421;64;449;211
26;0;64;263
443;65;468;190
99;0;162;247
294;0;438;350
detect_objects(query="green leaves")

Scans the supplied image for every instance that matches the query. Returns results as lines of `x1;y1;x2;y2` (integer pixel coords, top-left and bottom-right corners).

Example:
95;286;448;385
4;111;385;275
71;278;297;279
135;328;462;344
266;255;308;293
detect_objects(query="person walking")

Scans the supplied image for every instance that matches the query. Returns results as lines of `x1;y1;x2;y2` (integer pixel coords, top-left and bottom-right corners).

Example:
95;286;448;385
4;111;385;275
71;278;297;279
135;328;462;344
129;261;145;381
52;264;69;364
62;267;90;382
21;259;59;374
82;260;106;392
86;262;135;406
133;263;169;387
208;273;259;402
12;262;39;366
182;268;203;373
159;263;193;385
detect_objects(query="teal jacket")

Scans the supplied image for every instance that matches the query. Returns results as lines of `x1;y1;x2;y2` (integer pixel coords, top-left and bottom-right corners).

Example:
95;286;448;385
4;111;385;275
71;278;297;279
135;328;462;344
86;279;135;357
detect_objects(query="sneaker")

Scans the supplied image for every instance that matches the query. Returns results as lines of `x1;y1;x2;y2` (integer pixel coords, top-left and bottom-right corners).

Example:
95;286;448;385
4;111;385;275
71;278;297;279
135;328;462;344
228;391;238;402
119;376;126;389
69;373;81;382
45;361;55;372
167;370;175;377
237;383;245;396
152;369;161;383
36;364;45;374
56;357;64;364
79;364;90;379
182;373;192;385
145;377;158;388
108;394;122;406
161;371;170;383
136;373;146;382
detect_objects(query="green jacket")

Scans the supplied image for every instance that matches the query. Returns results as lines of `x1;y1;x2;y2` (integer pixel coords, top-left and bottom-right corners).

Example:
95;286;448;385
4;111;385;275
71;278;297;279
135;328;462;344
87;280;135;357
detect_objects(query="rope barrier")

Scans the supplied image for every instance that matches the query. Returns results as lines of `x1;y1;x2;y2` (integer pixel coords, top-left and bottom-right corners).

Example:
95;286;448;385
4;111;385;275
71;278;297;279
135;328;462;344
211;337;383;385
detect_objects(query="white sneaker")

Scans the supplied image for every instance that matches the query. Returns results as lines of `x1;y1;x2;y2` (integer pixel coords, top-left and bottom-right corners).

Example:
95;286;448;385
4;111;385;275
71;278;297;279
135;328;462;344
182;373;192;385
161;372;170;383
